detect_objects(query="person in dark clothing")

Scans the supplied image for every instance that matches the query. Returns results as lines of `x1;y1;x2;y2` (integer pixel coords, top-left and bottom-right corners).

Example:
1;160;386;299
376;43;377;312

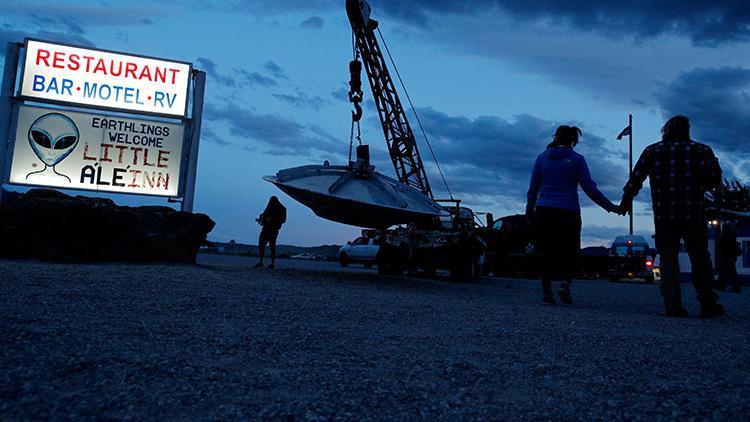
527;126;624;305
254;196;287;269
716;220;741;293
620;115;725;318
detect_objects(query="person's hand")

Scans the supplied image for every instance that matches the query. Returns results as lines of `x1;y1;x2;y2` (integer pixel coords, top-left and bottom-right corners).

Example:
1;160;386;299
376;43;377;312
610;204;626;216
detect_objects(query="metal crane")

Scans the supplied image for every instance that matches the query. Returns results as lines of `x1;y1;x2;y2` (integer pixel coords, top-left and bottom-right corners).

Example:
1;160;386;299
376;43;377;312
346;0;433;198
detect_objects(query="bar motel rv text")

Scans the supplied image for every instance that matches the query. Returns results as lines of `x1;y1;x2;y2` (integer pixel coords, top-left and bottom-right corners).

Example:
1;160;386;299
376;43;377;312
30;49;183;109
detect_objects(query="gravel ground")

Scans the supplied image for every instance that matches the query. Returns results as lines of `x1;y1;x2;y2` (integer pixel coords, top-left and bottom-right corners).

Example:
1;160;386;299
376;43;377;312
1;258;749;420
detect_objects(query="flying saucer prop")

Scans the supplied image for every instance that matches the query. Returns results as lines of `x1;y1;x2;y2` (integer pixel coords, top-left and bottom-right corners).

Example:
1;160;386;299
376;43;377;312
264;145;446;228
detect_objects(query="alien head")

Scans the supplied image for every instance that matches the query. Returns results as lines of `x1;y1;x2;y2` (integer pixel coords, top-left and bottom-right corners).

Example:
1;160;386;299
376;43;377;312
28;113;80;167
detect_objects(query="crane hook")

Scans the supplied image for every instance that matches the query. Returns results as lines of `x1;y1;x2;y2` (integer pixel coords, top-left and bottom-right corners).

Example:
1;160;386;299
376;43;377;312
348;59;364;122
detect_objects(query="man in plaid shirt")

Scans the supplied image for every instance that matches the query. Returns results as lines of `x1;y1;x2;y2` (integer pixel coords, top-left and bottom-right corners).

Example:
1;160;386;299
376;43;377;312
621;115;725;318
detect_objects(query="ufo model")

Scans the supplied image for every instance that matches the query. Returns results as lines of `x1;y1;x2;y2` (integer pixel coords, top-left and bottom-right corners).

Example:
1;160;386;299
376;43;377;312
264;146;445;228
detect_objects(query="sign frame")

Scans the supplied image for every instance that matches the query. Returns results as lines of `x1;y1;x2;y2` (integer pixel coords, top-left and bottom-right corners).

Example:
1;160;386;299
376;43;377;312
0;40;206;212
18;37;193;120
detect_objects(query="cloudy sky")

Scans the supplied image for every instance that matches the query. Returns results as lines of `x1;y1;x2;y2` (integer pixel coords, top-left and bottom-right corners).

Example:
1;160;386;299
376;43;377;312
2;0;749;246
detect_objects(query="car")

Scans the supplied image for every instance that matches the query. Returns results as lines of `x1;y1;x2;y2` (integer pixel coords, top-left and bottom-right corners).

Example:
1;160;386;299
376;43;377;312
608;235;655;283
339;236;379;268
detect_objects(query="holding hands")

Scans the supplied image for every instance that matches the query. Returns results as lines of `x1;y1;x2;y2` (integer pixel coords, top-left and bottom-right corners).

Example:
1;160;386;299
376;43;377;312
611;195;632;216
611;204;628;216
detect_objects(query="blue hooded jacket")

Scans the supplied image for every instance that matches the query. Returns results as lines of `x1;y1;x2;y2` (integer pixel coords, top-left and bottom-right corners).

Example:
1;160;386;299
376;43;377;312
526;146;615;214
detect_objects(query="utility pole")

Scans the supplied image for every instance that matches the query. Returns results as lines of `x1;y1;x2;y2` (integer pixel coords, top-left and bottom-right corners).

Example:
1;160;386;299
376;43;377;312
628;113;633;235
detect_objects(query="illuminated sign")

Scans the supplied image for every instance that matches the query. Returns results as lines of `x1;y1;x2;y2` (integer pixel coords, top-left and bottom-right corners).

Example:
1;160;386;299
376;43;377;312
20;39;191;117
9;105;184;197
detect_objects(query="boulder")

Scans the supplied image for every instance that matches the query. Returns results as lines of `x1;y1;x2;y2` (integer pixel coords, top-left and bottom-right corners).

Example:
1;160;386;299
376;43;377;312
0;189;215;263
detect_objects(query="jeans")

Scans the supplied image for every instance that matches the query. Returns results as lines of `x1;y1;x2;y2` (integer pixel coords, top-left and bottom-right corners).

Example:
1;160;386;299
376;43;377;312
654;220;718;310
717;255;740;291
535;206;581;294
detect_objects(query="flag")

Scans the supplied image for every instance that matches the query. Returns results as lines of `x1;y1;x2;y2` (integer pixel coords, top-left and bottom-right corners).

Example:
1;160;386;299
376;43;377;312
616;125;631;140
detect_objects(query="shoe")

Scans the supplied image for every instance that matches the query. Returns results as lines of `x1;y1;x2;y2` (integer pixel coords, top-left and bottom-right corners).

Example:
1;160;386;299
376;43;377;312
542;295;555;305
253;262;264;269
557;283;572;305
267;264;275;270
665;307;689;318
700;303;726;319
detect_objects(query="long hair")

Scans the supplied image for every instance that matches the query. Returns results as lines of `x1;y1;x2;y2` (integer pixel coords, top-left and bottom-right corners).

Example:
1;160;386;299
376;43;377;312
661;115;690;142
265;196;282;212
548;125;582;148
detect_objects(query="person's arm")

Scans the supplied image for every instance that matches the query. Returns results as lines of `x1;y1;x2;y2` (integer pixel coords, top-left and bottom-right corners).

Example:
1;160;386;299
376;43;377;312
622;146;653;207
578;156;617;212
280;205;287;225
701;145;722;191
526;157;542;220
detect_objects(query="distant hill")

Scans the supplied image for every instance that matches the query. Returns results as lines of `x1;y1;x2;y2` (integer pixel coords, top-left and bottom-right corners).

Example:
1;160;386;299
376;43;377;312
581;246;609;257
206;242;342;260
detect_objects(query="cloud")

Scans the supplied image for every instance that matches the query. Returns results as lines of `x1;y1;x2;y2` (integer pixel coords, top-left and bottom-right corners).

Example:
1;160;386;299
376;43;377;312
195;57;237;87
301;16;324;30
225;0;336;15
273;92;329;110
655;66;750;156
232;62;288;88
331;86;349;102
262;61;288;80
204;102;342;156
414;108;628;202
200;127;232;147
0;24;94;58
2;2;169;28
376;0;750;46
236;69;278;87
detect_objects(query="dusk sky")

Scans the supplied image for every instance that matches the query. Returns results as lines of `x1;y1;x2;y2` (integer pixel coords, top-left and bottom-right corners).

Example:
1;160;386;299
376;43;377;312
2;0;750;247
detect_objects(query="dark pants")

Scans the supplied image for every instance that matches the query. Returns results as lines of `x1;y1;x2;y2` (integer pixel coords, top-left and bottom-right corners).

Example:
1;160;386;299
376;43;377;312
535;206;581;293
258;226;280;263
717;255;740;291
654;220;718;311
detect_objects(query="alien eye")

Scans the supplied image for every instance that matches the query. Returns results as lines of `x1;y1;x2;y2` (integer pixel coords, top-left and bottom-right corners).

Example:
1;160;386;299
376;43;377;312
54;136;77;150
31;130;51;148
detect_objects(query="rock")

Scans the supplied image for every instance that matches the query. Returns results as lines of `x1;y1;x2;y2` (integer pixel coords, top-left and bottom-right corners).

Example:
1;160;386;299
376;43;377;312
0;189;214;262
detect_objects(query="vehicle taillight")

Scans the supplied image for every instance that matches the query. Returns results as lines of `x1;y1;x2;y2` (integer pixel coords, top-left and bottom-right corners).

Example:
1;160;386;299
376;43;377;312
645;260;653;267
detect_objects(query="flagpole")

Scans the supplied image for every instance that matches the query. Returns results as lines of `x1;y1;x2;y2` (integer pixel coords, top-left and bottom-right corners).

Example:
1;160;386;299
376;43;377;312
628;113;633;235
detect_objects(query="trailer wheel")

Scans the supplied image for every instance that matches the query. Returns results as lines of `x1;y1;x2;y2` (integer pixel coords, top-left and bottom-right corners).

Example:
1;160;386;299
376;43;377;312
450;249;474;281
377;248;403;276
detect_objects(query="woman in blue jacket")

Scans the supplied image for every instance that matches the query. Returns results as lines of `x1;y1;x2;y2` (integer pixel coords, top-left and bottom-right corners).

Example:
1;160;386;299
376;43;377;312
526;126;623;305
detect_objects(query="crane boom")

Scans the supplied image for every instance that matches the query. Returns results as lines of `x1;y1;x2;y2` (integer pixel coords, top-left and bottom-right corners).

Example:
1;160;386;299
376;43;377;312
346;0;433;198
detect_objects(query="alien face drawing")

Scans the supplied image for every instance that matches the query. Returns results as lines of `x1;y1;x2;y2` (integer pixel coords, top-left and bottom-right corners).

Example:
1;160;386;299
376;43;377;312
26;113;80;182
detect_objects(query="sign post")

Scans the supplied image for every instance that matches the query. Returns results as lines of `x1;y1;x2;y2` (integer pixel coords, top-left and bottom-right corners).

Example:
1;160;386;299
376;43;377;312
181;70;205;213
0;42;21;205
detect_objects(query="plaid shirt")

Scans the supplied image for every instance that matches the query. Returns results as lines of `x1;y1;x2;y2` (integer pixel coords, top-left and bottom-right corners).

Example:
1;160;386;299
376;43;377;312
623;139;722;222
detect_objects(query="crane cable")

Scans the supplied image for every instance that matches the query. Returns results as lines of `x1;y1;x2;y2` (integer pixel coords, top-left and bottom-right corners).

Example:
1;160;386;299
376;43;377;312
376;27;454;200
